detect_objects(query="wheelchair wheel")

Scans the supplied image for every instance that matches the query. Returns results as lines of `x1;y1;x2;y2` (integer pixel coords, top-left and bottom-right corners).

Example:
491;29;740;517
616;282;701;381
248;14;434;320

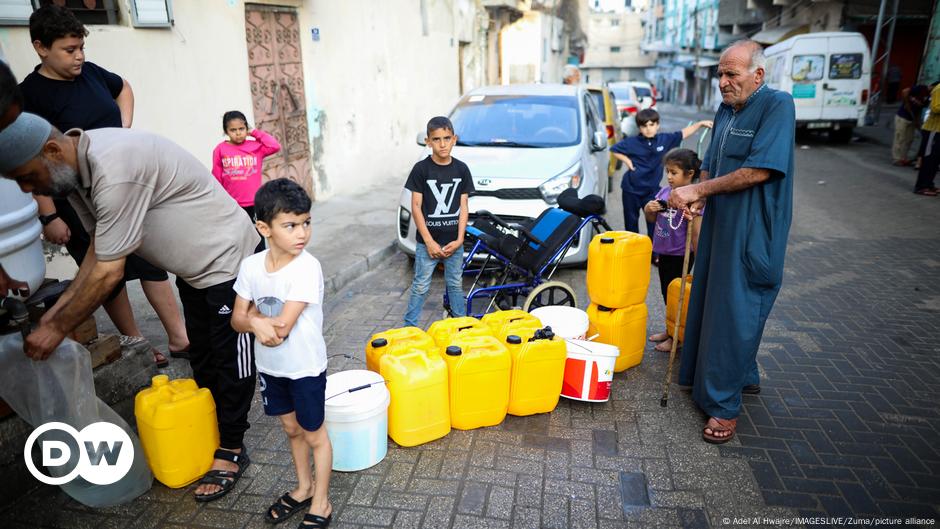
523;280;577;311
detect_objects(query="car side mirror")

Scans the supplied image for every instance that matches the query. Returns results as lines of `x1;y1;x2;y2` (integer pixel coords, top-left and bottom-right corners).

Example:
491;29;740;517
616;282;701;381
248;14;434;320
416;132;426;146
591;130;607;151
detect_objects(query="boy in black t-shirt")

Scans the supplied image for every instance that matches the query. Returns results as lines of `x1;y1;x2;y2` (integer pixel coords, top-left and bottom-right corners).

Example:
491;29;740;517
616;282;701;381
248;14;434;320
403;116;474;327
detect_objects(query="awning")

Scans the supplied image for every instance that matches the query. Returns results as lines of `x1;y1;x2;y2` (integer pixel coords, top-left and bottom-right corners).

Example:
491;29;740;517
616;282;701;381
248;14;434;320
751;24;809;45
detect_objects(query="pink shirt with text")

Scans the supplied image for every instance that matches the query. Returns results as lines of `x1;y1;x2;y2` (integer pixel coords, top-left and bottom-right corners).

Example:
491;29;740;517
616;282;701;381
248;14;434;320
211;129;281;206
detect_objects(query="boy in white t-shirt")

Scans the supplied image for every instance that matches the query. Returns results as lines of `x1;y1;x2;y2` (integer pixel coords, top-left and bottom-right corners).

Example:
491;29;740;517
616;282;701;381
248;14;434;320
231;179;332;528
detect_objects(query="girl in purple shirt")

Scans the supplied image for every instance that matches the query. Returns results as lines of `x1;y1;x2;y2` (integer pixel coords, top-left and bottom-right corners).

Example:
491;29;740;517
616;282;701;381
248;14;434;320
644;148;703;352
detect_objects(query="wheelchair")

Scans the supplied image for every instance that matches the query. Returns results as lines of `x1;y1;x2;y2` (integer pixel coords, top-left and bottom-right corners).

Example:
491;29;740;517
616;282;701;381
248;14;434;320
444;188;611;318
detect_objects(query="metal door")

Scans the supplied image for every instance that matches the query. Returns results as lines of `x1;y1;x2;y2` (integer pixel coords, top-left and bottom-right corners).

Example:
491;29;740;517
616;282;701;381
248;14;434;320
245;5;314;199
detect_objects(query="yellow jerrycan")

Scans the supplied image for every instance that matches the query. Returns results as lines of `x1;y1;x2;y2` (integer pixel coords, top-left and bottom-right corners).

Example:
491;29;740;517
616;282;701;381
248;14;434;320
587;302;648;372
496;318;544;342
481;310;541;339
504;330;567;416
442;335;511;430
380;349;451;447
586;232;652;309
427;316;492;349
365;326;436;372
134;375;218;488
666;275;693;342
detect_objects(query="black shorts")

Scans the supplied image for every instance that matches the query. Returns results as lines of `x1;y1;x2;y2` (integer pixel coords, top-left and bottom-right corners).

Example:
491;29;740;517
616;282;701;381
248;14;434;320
259;371;327;431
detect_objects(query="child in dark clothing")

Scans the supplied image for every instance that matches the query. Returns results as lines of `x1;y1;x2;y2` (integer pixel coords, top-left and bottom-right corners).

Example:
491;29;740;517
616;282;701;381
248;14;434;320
610;108;711;238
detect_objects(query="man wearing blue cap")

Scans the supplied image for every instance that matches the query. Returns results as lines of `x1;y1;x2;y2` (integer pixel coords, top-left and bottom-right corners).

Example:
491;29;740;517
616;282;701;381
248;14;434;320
0;112;262;502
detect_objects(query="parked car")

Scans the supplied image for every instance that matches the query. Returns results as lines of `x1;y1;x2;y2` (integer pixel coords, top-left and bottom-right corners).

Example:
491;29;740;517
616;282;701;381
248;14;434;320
764;31;871;142
396;83;610;265
586;84;623;187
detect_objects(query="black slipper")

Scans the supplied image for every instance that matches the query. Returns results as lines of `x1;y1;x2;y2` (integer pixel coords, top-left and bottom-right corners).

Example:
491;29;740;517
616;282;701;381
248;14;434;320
265;492;312;524
742;384;761;395
194;447;250;502
299;512;332;528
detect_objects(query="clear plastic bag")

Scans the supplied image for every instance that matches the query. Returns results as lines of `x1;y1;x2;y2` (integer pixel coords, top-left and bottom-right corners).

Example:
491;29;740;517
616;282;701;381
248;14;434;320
0;334;152;507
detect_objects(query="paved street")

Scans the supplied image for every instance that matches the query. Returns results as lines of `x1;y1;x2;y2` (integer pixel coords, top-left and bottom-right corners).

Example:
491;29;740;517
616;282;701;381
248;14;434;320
2;107;939;528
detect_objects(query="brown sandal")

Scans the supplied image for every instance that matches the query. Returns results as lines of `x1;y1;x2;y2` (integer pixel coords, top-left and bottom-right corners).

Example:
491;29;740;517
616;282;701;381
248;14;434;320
702;417;737;444
152;348;169;368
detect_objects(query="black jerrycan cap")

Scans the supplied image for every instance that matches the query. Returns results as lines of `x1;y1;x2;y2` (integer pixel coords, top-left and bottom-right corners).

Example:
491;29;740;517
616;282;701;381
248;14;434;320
371;338;388;348
445;345;463;356
600;237;614;244
597;305;613;312
506;335;523;345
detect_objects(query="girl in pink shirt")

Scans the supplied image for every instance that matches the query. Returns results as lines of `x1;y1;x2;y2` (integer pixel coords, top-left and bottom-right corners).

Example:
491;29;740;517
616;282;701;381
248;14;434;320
212;110;282;219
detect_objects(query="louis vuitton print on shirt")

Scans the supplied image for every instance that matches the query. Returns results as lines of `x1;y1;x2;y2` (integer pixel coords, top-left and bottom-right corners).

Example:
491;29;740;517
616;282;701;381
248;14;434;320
405;156;475;246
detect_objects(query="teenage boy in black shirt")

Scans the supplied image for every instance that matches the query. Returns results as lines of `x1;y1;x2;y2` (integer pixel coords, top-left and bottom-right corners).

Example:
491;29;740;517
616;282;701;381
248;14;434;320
403;116;474;326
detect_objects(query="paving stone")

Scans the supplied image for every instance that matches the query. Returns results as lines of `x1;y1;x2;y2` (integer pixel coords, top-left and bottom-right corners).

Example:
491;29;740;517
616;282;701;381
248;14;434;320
510;506;541;529
485;486;514;520
456;482;486;515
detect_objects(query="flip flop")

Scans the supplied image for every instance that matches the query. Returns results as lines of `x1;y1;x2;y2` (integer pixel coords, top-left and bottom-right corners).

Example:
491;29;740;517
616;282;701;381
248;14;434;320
702;417;737;444
152;348;169;368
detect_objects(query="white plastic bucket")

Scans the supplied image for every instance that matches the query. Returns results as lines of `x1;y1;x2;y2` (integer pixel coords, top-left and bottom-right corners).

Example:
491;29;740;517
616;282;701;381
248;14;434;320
324;370;390;472
529;306;589;339
0;180;44;299
560;339;619;402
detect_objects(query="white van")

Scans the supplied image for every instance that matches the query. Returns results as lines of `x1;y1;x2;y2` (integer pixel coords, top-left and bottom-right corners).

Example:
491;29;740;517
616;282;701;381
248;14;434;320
764;32;871;142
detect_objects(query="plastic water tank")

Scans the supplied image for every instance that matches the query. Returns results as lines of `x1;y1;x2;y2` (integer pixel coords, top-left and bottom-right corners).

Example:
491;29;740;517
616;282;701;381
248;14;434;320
0;179;44;298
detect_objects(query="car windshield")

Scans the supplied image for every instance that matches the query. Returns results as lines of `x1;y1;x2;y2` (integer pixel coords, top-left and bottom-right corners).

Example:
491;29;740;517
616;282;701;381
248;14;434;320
590;92;608;120
451;94;580;147
634;86;652;98
608;86;632;102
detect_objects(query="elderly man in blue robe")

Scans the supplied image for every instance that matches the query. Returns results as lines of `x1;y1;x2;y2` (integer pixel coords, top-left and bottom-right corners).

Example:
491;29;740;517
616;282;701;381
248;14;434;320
668;39;796;444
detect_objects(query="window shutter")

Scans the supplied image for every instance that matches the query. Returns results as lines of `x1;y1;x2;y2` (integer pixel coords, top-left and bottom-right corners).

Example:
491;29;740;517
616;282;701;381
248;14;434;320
130;0;172;28
0;0;33;25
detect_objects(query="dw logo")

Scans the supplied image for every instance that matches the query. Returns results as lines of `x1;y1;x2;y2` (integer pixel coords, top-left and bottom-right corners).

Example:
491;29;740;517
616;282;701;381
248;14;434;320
24;422;134;485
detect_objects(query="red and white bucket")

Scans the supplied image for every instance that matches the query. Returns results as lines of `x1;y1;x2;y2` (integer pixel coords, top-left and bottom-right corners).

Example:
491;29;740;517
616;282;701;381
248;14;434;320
560;339;619;402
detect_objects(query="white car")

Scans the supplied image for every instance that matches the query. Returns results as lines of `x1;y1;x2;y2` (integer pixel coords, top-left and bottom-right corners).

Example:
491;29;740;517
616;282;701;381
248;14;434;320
608;81;656;115
396;83;609;265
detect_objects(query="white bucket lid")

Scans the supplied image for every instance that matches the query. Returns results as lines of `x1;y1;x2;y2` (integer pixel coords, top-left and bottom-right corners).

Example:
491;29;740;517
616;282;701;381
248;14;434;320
324;370;390;423
529;306;589;339
565;338;620;358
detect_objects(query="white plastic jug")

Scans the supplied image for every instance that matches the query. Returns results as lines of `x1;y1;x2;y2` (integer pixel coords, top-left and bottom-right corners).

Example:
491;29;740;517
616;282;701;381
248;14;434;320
0;334;153;507
0;179;44;299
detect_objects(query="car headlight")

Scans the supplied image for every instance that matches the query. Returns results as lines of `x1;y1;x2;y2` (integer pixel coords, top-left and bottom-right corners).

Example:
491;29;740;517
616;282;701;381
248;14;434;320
539;163;582;204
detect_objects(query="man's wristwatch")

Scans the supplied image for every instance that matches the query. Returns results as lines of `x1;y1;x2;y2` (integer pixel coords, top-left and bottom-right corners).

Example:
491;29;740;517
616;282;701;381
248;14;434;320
38;213;60;226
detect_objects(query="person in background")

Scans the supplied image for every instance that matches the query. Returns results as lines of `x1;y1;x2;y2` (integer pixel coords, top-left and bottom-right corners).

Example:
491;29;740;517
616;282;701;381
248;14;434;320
18;4;189;366
914;81;940;196
211;110;281;222
563;64;581;85
610;108;711;242
892;85;928;167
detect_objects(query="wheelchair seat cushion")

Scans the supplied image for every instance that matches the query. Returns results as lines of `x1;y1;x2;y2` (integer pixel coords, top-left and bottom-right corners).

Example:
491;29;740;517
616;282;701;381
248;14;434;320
515;207;582;274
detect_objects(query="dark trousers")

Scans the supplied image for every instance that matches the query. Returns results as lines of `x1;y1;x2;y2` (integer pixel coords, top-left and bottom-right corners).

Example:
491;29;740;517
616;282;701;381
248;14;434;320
176;277;256;450
241;205;266;254
622;189;657;239
915;131;939;192
658;253;695;304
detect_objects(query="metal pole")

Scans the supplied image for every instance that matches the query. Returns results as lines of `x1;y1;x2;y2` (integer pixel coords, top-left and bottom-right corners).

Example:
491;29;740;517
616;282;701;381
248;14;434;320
875;0;900;122
868;0;888;123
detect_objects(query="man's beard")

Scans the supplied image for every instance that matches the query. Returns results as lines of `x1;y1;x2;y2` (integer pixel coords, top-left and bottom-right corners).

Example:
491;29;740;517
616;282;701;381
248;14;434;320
38;157;78;197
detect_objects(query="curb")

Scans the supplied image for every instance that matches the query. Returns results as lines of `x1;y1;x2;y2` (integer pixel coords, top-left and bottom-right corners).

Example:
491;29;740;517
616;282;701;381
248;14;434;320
324;240;399;296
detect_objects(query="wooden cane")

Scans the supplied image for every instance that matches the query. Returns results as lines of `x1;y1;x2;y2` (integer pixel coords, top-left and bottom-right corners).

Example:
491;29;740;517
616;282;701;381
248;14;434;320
660;214;694;408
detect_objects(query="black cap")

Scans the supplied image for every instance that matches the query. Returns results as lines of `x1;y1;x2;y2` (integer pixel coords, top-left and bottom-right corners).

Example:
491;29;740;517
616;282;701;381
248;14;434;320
597;305;613;312
371;338;388;348
445;346;462;356
506;335;522;345
600;237;614;244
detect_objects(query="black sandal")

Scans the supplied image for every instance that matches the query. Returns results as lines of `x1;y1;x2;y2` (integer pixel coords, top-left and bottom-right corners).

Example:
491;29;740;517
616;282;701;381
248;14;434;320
265;492;312;524
194;447;250;502
299;512;332;528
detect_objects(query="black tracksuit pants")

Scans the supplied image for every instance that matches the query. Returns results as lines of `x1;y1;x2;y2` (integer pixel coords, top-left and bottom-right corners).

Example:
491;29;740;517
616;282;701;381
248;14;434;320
176;277;256;450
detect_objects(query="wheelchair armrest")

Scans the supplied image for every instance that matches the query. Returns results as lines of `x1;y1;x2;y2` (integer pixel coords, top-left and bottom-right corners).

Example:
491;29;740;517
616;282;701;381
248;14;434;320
475;210;545;246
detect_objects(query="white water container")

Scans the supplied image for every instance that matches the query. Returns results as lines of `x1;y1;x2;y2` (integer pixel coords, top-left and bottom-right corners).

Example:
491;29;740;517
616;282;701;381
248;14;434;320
324;370;390;472
0;180;44;298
